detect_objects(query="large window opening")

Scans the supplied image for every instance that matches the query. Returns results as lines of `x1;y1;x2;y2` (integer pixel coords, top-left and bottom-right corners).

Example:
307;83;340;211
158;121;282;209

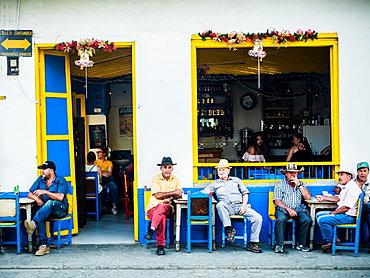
193;36;338;182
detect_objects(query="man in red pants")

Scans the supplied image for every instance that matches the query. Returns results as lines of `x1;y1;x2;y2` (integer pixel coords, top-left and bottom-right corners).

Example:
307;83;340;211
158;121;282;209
144;157;183;255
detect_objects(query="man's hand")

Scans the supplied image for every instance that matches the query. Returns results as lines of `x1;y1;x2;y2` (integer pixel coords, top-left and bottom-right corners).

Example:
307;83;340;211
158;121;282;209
238;204;247;215
315;195;325;202
287;207;297;217
32;189;47;198
163;198;171;204
35;198;44;206
171;189;184;199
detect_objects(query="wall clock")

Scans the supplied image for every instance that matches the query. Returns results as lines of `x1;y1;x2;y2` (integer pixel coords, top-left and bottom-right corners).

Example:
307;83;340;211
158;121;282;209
240;93;258;110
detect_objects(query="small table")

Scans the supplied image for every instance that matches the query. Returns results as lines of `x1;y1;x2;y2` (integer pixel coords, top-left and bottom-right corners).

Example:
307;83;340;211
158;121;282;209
20;198;35;252
305;197;337;250
173;196;217;252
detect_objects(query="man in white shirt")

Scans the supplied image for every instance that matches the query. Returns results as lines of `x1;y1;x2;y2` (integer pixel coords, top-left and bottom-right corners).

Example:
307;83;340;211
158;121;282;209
316;168;362;252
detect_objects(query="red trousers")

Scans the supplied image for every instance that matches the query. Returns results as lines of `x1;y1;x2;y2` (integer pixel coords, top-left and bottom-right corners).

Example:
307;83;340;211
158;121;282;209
147;203;172;246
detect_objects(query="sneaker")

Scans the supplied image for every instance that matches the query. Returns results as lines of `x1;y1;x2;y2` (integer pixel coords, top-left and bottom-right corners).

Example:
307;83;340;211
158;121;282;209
111;207;119;215
156;245;165;255
24;220;36;235
247;242;262;253
144;229;154;240
296;243;310;252
226;228;236;243
274;245;284;253
35;245;50;256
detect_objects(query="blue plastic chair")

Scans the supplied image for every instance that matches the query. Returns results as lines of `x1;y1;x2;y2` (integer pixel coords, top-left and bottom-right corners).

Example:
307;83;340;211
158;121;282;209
332;193;364;257
267;188;296;248
144;188;170;248
186;191;213;253
221;215;248;248
85;172;102;221
48;185;73;249
0;192;22;254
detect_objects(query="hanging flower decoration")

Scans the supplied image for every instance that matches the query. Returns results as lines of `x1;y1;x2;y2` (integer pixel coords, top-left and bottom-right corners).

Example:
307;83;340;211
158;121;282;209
198;28;318;50
55;39;117;69
248;39;266;61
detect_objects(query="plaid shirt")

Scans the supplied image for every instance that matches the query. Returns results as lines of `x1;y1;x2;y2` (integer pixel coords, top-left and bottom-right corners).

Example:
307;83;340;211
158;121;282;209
274;178;307;212
358;178;370;202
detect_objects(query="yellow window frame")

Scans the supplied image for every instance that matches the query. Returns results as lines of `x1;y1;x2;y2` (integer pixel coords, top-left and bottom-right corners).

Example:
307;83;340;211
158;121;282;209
191;33;339;183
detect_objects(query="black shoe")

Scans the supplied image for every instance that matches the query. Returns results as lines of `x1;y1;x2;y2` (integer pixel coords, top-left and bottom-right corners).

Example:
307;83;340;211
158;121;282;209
144;229;154;240
156;245;165;255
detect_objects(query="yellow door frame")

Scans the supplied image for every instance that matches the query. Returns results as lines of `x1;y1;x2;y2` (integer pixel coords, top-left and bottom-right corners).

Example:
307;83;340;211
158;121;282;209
35;42;139;240
191;34;339;181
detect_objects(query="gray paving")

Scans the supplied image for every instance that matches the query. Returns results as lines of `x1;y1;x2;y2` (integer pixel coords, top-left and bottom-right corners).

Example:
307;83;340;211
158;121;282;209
1;243;370;277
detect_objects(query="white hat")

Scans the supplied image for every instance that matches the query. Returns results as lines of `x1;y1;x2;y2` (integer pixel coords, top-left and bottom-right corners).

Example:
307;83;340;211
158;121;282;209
334;168;356;178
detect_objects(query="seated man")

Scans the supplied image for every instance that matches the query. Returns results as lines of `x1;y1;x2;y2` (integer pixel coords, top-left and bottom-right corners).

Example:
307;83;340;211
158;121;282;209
316;168;362;252
144;157;183;255
24;161;69;256
203;159;263;253
274;163;312;253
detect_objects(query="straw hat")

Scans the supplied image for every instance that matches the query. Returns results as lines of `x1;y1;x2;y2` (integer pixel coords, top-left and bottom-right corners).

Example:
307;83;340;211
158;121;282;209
279;163;304;175
214;159;232;169
334;168;356;178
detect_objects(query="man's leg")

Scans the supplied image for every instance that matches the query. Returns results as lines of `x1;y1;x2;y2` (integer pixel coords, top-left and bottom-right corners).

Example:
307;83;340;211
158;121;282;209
243;208;262;243
295;211;312;247
243;208;263;253
216;201;236;242
362;203;370;246
147;203;172;246
317;213;355;244
275;210;289;247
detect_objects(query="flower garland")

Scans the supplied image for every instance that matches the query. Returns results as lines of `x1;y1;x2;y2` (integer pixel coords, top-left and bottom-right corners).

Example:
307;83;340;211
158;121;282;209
55;39;117;69
198;28;318;50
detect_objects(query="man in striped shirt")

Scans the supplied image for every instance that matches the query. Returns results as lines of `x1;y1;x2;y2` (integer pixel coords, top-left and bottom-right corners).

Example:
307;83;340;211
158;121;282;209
273;163;312;253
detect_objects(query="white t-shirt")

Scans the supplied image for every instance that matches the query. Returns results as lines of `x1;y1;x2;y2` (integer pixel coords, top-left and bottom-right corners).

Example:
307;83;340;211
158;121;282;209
242;152;266;162
85;165;103;193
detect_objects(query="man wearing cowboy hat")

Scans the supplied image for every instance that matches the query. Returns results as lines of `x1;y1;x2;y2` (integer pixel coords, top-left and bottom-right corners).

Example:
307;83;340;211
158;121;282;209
144;157;183;255
203;159;263;253
316;167;362;252
274;163;312;253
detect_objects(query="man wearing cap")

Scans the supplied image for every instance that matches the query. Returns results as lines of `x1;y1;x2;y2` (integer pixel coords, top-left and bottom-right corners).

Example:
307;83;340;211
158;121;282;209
274;163;312;253
203;159;263;253
316;168;362;252
144;157;183;255
24;161;69;256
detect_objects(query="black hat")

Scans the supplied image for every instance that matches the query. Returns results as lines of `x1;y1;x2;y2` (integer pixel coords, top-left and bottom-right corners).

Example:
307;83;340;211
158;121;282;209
157;157;177;166
38;161;56;171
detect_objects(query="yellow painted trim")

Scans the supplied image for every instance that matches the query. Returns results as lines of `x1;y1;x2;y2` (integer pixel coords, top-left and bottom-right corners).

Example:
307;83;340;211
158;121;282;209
35;47;78;234
191;33;340;182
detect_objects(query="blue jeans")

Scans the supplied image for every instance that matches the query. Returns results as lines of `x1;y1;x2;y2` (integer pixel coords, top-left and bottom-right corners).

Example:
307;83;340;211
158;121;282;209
33;200;68;245
316;211;355;242
104;181;118;205
361;203;370;243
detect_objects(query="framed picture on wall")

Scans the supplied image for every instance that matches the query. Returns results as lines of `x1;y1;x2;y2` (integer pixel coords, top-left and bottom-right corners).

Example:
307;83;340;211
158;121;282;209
89;125;106;149
119;107;133;137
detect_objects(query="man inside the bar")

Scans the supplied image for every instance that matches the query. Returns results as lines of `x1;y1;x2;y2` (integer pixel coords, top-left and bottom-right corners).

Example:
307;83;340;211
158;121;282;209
273;163;312;253
203;159;263;253
144;157;183;255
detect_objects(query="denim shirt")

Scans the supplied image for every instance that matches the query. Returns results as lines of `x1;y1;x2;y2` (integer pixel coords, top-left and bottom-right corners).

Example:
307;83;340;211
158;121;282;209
205;177;249;205
29;174;69;206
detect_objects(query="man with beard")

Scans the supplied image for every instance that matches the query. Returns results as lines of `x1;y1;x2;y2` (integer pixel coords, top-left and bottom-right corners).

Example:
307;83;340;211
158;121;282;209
24;161;69;256
144;157;183;255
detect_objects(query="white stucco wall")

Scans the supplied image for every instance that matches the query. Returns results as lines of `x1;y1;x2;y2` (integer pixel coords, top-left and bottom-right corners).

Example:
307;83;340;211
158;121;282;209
1;0;370;191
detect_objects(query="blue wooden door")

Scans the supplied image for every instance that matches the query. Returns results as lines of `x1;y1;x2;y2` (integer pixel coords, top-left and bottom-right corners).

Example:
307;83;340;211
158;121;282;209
37;50;78;234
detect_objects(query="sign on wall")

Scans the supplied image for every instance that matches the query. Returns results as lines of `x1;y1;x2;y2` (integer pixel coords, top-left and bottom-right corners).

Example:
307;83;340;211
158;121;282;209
119;107;133;137
0;30;33;57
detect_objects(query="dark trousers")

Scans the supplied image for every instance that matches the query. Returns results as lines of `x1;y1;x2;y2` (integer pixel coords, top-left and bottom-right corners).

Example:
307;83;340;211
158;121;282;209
362;203;370;244
275;210;312;246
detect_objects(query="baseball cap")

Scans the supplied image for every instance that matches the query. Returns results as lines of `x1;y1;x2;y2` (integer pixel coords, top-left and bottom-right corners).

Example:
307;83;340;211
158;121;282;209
37;161;56;171
357;161;369;169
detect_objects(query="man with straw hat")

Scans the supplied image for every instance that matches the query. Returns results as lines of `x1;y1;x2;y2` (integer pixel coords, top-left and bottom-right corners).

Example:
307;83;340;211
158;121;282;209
203;159;263;253
316;167;361;252
273;163;312;253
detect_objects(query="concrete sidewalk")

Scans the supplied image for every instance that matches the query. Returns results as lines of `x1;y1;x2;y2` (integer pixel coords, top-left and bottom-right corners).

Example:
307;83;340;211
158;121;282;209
1;243;370;271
